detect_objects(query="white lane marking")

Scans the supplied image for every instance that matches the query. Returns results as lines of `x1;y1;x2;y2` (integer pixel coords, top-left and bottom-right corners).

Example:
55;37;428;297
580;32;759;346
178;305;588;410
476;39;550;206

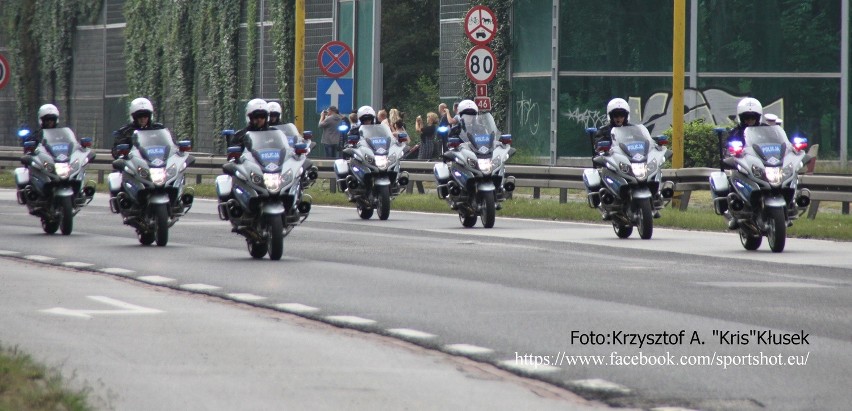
41;296;163;319
138;275;176;284
696;281;834;289
325;315;377;326
498;359;561;373
275;303;319;314
651;408;701;411
0;250;21;256
227;293;267;302
386;328;436;340
444;344;494;355
25;255;56;262
180;283;222;291
62;262;94;268
569;378;631;395
100;267;135;275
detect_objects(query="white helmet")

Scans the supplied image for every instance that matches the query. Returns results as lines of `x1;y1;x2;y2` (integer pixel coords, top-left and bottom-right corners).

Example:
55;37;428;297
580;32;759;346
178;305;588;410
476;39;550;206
267;101;282;115
245;98;269;120
736;97;763;124
606;98;630;122
129;97;154;120
38;104;60;121
457;99;478;115
357;105;376;123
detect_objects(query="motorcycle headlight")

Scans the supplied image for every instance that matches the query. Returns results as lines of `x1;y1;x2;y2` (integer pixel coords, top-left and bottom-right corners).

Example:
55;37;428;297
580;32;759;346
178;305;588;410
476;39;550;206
631;163;647;180
54;163;71;179
375;155;389;170
264;172;282;193
477;158;493;174
764;166;782;186
150;168;167;186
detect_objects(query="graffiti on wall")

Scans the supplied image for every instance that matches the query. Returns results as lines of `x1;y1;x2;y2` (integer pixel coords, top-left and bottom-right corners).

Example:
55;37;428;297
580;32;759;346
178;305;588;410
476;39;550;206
562;88;784;135
515;91;541;135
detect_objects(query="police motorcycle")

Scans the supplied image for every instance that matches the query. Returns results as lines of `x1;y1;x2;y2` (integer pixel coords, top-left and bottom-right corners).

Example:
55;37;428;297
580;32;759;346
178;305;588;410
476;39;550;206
14;128;96;235
433;112;515;228
582;124;674;239
710;125;811;253
109;129;195;246
216;124;313;260
334;123;410;220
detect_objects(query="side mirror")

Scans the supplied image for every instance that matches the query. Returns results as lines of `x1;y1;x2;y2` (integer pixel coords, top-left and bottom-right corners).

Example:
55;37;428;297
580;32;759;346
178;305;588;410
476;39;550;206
595;140;612;153
80;137;93;148
112;159;127;171
722;157;738;170
303;131;313;140
227;146;242;162
342;147;357;157
499;134;512;145
178;140;192;152
20;155;33;166
294;142;308;155
448;137;463;149
22;140;37;154
652;135;669;146
397;133;409;143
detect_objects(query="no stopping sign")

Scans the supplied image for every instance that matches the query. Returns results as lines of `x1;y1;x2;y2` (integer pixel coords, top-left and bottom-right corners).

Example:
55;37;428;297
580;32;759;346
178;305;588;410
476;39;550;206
0;53;10;91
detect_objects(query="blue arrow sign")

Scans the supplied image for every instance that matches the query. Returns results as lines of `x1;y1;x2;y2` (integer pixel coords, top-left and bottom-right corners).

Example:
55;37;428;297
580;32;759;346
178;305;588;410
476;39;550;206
317;77;353;115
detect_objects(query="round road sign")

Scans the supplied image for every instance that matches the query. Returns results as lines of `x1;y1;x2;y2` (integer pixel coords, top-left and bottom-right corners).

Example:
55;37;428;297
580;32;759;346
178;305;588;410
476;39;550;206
0;53;10;91
464;5;498;45
465;46;497;84
317;41;354;78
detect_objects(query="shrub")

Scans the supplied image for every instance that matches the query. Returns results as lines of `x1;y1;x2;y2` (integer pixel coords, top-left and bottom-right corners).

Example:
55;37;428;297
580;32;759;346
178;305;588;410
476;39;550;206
663;119;721;168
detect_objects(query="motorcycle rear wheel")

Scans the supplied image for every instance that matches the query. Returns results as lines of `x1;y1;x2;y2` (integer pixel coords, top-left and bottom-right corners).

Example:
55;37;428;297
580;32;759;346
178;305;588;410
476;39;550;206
377;185;391;220
766;207;787;253
480;191;496;228
357;203;374;219
460;212;477;228
59;196;74;235
267;214;284;261
41;218;59;235
613;222;633;239
636;198;653;240
154;203;169;247
739;228;762;251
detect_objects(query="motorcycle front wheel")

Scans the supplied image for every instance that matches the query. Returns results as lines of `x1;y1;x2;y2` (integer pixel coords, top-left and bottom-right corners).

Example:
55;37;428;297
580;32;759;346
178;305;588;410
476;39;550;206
766;207;787;253
59;196;74;235
154;203;169;246
267;214;284;261
480;191;495;228
377;185;391;220
635;198;653;240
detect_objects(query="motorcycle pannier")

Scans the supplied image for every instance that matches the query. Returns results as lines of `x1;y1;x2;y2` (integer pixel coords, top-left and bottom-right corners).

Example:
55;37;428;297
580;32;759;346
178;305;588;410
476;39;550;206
14;167;29;186
333;159;350;178
433;163;450;184
583;169;601;192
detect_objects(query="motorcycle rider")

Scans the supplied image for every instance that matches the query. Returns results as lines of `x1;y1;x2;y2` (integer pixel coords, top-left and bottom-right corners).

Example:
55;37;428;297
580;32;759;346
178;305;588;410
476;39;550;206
592;98;631;162
718;97;768;230
112;97;165;159
229;98;270;150
267;101;283;127
24;104;61;147
447;99;479;142
346;105;377;144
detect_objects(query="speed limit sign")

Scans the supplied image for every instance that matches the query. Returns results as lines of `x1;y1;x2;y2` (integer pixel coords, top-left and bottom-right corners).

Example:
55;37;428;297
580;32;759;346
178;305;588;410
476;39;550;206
465;45;497;84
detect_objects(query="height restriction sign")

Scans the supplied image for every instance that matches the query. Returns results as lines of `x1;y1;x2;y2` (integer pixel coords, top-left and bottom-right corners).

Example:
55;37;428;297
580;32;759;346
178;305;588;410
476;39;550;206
464;5;498;45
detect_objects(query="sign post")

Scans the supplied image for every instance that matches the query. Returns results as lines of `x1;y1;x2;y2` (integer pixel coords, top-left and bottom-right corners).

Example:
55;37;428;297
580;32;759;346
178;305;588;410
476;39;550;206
464;6;498;111
316;41;355;115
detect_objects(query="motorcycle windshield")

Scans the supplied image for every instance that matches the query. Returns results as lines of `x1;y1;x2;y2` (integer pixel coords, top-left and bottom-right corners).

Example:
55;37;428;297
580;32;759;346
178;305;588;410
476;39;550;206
246;129;289;172
41;127;78;162
744;125;788;165
134;129;175;167
360;124;394;155
275;123;302;148
461;113;499;155
612;125;652;162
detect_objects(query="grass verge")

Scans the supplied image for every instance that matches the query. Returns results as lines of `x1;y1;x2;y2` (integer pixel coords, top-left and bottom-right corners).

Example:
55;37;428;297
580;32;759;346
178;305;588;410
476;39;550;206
0;344;92;411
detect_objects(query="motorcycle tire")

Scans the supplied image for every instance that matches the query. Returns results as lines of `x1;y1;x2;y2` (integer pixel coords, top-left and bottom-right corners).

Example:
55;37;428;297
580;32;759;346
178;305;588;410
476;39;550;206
739;228;762;251
460;212;477;228
480;191;496;228
138;231;155;246
613;222;633;239
766;207;787;253
154;203;169;247
247;240;268;259
377;185;391;220
636;198;653;240
59;196;74;236
357;203;374;219
267;214;284;261
41;218;59;235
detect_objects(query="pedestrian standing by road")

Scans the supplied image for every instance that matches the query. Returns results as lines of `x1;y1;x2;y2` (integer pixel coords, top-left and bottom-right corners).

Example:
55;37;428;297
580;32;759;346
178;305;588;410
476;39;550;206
416;112;438;160
318;106;342;158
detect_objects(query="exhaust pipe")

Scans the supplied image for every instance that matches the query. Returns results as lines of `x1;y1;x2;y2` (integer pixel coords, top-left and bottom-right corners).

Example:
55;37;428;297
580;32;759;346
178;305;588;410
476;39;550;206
795;194;811;208
660;187;674;199
297;201;312;214
83;186;96;198
503;176;516;192
727;193;744;211
306;166;319;181
181;193;194;205
397;173;410;187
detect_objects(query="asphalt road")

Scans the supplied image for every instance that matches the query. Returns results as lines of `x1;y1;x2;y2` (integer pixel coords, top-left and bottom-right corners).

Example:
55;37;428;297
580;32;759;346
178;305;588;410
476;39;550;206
1;189;849;410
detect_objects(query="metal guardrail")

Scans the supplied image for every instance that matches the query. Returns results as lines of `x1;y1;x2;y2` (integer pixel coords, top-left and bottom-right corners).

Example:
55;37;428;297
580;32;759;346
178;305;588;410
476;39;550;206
1;147;849;218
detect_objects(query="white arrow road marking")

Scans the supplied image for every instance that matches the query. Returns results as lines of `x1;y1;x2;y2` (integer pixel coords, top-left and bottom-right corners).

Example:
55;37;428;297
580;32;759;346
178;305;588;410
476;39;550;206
41;296;163;319
325;80;344;108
